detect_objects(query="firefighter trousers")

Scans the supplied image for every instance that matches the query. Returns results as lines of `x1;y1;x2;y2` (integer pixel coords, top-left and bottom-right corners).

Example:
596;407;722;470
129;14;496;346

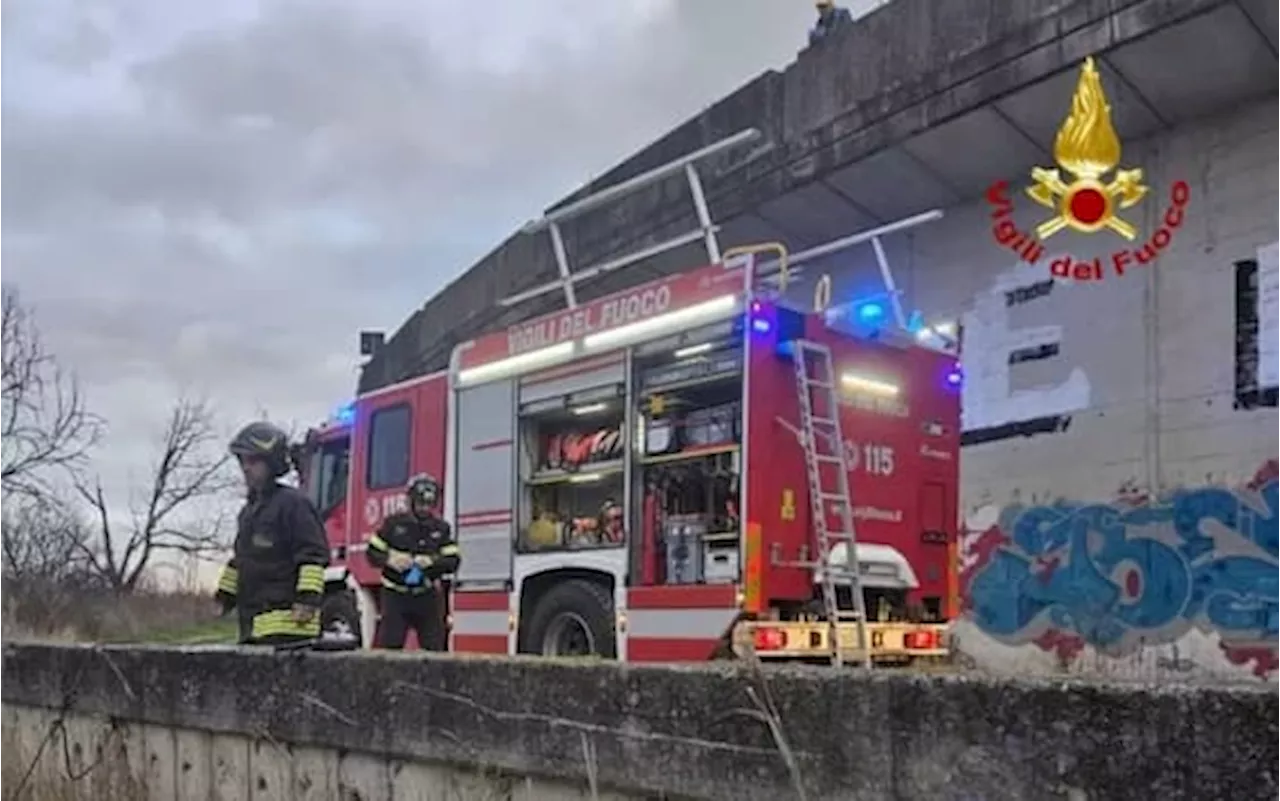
378;588;446;651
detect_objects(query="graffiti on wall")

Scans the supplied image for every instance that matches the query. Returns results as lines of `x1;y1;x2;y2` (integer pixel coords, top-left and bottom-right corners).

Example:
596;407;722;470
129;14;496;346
960;265;1091;446
1234;241;1279;409
962;461;1279;677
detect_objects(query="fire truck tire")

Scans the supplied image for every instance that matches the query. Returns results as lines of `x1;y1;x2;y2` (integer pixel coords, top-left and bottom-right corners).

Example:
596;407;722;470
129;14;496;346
522;579;617;659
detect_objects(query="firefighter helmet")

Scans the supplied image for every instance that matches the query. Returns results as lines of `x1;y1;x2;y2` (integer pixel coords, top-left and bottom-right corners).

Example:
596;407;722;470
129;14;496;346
228;421;291;477
406;473;440;511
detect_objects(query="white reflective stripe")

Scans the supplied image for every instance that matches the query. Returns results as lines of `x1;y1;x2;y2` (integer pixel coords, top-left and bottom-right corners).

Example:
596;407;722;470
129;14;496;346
323;566;349;584
452;610;509;636
626;608;738;639
457;512;512;528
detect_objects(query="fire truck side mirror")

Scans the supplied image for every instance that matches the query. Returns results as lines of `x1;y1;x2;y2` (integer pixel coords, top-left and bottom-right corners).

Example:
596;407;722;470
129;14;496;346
289;442;309;482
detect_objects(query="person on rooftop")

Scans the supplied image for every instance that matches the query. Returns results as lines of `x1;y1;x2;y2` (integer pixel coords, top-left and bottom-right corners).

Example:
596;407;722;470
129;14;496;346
809;0;854;47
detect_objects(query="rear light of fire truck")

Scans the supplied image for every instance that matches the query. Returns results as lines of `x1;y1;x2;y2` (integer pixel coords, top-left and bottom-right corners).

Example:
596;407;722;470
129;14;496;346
904;630;939;650
753;627;788;651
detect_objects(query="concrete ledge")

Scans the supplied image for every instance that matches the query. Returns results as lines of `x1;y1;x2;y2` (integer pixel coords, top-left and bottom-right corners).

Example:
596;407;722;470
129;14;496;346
3;643;1276;801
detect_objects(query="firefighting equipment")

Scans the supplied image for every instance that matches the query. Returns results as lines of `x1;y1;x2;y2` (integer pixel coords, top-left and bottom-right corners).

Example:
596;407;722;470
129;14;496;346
527;514;561;548
599;499;624;544
227;421;292;478
541;424;624;471
406;473;440;511
645;415;676;454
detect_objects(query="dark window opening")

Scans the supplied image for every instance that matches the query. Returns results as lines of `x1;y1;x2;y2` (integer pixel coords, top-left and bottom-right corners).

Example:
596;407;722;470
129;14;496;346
367;404;412;490
305;436;350;517
1234;257;1279;409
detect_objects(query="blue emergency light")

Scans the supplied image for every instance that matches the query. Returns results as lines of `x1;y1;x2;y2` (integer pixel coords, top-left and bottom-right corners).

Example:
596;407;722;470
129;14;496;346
748;300;773;334
333;402;356;426
945;363;963;388
857;302;885;324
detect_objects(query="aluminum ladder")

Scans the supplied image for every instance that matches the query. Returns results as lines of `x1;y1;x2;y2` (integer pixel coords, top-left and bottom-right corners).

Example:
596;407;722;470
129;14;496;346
790;339;871;668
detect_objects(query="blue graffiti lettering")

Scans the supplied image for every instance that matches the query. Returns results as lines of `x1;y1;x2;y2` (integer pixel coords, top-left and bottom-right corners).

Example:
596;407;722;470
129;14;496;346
966;478;1279;660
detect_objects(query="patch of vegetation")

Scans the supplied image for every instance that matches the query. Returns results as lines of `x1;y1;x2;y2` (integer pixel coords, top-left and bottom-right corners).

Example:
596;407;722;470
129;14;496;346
126;616;238;645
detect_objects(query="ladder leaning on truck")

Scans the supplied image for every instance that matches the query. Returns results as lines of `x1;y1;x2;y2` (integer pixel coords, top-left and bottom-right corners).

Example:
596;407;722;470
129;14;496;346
298;130;962;666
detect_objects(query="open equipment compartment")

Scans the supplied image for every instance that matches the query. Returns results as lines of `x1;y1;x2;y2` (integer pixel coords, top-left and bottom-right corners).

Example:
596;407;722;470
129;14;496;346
516;375;627;553
630;319;745;587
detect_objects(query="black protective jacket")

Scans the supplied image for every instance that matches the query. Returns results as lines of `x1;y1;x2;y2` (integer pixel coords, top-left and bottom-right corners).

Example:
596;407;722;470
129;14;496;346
367;511;460;593
217;483;330;634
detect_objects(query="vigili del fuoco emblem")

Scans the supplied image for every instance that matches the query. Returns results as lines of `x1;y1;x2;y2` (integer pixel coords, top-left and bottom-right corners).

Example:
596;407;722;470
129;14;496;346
985;56;1191;281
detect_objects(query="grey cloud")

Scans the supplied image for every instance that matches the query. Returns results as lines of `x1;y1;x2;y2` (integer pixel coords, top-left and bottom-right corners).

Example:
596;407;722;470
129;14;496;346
2;108;302;229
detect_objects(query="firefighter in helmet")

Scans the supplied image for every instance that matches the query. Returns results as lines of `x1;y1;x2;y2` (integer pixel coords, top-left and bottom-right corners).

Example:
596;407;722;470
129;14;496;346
215;421;331;646
367;473;459;651
809;0;853;47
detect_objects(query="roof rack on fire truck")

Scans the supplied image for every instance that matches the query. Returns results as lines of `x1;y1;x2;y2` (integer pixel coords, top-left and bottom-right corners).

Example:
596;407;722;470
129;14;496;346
497;122;956;355
499;128;763;310
723;210;957;355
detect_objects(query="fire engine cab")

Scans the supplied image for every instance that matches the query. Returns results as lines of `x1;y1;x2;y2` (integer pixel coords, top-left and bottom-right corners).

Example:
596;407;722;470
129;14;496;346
300;130;961;666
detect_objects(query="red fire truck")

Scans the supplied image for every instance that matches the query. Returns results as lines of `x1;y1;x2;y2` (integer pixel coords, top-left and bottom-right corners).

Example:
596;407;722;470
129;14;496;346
299;132;960;665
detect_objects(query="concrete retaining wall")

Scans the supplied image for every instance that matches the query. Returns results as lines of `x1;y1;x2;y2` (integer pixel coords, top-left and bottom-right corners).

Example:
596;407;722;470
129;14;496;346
3;643;1277;801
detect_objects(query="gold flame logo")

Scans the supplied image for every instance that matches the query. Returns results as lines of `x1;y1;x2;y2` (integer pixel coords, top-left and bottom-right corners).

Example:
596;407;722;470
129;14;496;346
1026;57;1148;240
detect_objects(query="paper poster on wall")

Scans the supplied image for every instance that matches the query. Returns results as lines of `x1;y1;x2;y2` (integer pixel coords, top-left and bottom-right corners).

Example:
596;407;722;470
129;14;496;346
1256;242;1278;390
960;264;1091;446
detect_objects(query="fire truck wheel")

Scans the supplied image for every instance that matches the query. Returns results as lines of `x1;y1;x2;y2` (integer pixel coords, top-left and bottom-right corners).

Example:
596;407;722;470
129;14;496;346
524;579;617;659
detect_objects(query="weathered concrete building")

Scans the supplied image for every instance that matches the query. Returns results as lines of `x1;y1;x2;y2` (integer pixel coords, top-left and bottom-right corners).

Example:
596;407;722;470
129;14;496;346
357;0;1278;680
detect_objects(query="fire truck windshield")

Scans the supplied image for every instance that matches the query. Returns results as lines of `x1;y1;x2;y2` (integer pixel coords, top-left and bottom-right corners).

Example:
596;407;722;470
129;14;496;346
305;436;350;517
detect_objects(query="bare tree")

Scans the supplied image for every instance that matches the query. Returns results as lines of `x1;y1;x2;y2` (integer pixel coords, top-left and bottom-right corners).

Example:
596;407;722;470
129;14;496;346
1;289;103;499
1;493;99;637
75;398;238;593
1;494;90;583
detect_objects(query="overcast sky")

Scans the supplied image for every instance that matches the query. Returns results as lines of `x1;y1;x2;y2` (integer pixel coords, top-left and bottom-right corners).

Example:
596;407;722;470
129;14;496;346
3;0;881;521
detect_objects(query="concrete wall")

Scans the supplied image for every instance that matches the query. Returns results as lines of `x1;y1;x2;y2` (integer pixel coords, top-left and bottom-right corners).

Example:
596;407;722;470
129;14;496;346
780;0;1153;139
3;644;1277;801
788;96;1278;680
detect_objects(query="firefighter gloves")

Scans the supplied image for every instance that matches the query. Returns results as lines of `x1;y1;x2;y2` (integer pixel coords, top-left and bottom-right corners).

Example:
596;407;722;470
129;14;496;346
386;548;413;572
291;603;318;624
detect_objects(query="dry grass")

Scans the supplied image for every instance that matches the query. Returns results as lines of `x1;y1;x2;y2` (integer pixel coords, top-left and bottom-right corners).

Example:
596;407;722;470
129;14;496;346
2;579;225;645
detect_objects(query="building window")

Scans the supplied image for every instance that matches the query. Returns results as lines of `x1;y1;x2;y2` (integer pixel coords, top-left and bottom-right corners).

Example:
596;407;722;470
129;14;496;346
367;404;411;490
